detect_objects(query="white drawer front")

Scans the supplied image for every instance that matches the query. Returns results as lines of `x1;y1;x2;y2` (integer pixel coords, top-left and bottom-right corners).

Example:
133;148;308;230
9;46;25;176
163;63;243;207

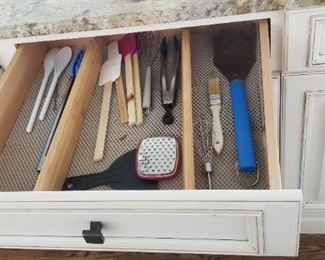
285;8;325;72
1;210;263;255
0;190;301;256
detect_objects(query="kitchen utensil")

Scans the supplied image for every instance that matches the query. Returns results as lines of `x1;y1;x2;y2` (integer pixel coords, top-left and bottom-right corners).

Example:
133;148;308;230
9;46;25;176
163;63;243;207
94;42;122;162
120;34;136;126
133;35;143;126
36;50;85;171
63;149;158;190
115;75;128;124
26;47;60;133
107;41;128;125
208;78;223;154
161;36;180;125
197;116;213;189
141;32;160;114
136;137;180;180
39;47;72;121
214;22;257;174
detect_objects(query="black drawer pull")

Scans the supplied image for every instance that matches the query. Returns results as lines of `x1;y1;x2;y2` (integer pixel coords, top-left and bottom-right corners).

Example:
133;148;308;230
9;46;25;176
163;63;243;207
82;221;105;244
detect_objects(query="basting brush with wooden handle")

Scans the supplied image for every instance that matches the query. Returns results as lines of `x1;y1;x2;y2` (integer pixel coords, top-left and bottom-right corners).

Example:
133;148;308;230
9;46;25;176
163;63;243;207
208;78;223;154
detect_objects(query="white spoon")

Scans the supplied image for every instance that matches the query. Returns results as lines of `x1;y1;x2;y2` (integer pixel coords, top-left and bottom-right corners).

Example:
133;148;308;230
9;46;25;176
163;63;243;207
39;47;72;121
26;48;59;133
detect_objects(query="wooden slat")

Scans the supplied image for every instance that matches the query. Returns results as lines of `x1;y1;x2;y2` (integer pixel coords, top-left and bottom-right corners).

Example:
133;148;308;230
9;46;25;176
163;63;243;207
34;38;103;191
0;42;48;155
93;81;113;162
259;20;282;190
181;29;195;189
115;75;128;124
132;53;143;126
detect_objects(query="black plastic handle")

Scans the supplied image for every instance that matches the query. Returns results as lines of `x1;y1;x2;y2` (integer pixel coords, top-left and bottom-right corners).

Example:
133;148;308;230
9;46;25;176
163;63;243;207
162;104;174;125
82;221;105;244
63;171;122;190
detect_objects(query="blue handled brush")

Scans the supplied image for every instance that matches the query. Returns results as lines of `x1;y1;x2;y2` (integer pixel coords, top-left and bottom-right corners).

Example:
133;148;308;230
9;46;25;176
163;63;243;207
214;22;257;173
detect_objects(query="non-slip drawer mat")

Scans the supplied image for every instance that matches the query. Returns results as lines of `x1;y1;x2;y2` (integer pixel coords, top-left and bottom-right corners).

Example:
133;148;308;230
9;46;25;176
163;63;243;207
0;26;269;191
191;28;268;190
0;49;82;191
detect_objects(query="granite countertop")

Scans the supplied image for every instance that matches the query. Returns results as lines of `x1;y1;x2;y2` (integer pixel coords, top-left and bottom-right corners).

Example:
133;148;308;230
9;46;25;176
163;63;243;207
1;0;324;39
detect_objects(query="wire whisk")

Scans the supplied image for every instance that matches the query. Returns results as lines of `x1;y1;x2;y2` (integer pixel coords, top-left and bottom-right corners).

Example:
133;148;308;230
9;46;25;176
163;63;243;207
197;116;213;189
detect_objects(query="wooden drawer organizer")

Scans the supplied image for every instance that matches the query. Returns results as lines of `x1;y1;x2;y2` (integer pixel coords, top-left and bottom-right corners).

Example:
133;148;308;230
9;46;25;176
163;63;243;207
0;20;281;192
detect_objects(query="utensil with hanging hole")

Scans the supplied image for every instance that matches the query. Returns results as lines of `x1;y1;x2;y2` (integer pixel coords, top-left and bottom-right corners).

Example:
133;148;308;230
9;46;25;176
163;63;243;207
214;22;259;186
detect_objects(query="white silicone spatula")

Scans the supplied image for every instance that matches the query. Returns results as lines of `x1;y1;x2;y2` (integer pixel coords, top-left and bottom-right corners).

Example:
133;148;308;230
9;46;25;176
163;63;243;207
26;48;59;133
39;47;72;121
94;42;122;162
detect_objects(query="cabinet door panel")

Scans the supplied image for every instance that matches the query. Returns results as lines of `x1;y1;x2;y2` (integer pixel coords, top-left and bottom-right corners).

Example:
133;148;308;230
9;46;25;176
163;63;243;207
282;73;325;189
301;91;325;208
282;73;325;234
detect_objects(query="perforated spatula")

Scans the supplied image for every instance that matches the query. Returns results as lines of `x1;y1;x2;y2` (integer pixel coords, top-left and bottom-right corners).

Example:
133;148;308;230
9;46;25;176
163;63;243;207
214;22;257;173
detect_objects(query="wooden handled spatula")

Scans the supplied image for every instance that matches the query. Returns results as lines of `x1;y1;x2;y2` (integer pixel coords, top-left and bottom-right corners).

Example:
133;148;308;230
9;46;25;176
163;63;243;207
94;42;122;162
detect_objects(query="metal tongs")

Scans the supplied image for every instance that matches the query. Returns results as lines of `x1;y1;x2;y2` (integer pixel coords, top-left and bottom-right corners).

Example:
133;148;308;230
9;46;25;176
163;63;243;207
160;36;180;125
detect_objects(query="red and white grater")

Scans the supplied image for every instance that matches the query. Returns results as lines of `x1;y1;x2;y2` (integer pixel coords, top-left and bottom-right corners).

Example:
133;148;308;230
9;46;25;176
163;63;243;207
135;137;180;180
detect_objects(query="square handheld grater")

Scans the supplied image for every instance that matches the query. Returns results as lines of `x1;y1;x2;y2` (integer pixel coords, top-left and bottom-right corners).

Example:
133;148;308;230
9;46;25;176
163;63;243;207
135;137;180;180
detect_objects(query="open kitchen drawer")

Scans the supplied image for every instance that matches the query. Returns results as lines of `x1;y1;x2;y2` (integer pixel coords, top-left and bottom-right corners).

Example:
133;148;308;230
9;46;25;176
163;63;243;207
0;20;302;256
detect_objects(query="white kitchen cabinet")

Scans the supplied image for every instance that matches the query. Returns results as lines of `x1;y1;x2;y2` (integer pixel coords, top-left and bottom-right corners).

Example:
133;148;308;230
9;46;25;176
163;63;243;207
0;13;301;257
281;73;325;233
0;39;16;69
284;7;325;73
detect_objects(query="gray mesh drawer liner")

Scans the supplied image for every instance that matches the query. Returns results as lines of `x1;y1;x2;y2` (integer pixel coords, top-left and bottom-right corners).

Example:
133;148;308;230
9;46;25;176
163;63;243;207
0;25;269;191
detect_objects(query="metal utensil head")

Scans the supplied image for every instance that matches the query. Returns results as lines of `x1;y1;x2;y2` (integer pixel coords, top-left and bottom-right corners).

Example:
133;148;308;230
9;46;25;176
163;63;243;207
214;22;257;81
136;137;180;180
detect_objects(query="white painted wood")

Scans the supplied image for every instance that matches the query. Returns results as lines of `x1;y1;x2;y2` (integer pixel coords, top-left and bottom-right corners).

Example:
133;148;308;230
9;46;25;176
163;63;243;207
281;74;325;234
0;210;254;239
272;74;281;146
0;190;302;256
301;91;325;209
284;7;325;73
308;15;325;66
281;73;325;189
0;39;16;68
0;189;302;203
3;11;284;72
301;209;325;233
0;236;258;255
0;210;263;255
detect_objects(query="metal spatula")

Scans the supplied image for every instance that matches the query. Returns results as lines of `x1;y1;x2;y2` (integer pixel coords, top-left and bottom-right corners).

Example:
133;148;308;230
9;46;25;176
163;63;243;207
214;22;257;174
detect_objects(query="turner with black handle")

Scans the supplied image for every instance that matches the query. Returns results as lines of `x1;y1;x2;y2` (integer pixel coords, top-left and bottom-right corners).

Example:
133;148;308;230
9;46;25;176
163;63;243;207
214;22;257;174
63;150;158;190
